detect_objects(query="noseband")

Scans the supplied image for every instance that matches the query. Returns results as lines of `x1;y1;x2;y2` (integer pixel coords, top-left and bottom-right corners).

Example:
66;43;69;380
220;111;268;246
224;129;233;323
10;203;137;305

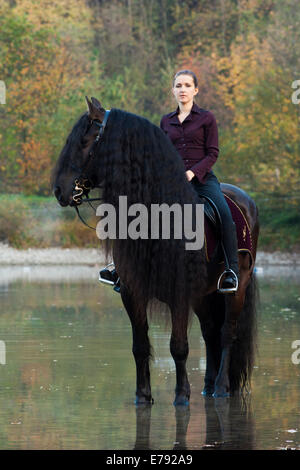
71;109;110;206
70;109;110;229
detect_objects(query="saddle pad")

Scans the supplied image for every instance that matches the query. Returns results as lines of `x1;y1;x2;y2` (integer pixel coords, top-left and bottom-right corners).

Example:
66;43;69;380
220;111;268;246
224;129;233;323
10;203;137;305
204;194;253;265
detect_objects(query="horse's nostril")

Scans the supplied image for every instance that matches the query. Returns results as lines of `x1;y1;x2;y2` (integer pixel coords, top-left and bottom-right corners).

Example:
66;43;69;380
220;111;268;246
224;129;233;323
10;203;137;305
54;185;69;206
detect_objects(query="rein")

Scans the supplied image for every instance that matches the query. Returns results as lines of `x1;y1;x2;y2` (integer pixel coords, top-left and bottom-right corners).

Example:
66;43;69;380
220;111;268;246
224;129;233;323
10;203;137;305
71;109;110;230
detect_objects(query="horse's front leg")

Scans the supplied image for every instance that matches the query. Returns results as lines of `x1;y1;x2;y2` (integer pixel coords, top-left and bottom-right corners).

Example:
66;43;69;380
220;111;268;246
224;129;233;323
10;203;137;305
120;286;153;405
170;311;190;406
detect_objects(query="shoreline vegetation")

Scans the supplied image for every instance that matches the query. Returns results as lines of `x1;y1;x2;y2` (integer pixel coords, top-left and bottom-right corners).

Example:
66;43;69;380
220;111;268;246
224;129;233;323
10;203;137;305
0;243;300;267
0;194;299;254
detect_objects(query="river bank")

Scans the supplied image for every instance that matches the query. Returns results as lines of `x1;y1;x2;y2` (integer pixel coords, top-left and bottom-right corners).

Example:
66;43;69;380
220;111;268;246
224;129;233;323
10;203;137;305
0;242;300;266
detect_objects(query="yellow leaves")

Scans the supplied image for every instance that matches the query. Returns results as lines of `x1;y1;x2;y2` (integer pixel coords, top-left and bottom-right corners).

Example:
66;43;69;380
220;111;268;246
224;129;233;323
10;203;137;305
210;28;299;193
13;0;93;43
216;33;273;106
0;1;96;195
18;137;52;193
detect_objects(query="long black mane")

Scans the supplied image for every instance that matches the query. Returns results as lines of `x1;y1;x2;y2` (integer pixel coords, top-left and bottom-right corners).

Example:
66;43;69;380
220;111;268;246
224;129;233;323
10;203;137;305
94;108;207;319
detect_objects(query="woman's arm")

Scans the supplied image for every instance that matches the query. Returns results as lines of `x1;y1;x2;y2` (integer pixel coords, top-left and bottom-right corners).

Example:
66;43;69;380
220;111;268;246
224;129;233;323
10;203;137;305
190;111;219;183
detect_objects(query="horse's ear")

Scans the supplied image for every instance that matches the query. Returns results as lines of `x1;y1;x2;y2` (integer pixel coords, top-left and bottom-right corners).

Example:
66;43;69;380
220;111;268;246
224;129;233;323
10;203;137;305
91;97;104;110
85;96;93;114
85;96;105;121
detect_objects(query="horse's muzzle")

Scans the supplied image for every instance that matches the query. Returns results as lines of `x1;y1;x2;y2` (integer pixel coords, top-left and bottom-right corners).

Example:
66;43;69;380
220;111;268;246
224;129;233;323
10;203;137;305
54;186;69;207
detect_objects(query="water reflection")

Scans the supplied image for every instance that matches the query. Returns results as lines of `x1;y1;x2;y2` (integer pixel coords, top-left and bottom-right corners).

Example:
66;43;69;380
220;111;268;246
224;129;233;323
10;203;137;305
0;264;299;449
134;405;152;450
202;396;255;450
133;405;191;450
133;396;255;450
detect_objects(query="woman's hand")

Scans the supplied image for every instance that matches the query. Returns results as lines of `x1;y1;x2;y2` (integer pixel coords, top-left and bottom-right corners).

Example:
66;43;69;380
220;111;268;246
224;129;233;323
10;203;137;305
185;170;195;181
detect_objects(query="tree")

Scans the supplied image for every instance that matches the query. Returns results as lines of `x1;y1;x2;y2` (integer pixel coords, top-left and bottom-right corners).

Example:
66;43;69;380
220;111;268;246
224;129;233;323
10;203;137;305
0;0;97;194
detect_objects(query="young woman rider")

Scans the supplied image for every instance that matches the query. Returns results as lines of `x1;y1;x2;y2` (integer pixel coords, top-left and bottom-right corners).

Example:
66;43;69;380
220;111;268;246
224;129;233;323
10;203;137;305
159;69;239;293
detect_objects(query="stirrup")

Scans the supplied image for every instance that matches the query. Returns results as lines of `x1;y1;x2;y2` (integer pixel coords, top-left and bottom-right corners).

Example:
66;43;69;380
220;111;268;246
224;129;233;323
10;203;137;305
217;268;239;294
99;262;116;286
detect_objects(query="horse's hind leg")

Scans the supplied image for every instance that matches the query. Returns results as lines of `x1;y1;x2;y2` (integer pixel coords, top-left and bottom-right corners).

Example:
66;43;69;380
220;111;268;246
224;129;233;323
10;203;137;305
120;286;153;405
195;294;224;396
212;296;241;398
170;310;190;406
213;258;252;398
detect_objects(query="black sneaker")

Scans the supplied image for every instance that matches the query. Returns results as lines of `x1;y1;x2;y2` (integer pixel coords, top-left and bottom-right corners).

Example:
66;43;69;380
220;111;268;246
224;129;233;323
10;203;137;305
99;268;118;284
99;267;121;293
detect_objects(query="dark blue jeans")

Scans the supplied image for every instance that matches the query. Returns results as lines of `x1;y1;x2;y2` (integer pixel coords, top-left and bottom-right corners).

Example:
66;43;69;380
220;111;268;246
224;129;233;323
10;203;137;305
190;171;239;275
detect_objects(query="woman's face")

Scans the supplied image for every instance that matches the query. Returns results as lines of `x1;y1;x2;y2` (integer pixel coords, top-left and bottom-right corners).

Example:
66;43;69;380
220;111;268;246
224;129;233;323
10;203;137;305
172;74;198;106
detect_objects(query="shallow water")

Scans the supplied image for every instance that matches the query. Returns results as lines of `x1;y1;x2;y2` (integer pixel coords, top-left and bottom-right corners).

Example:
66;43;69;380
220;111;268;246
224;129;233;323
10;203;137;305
0;265;299;450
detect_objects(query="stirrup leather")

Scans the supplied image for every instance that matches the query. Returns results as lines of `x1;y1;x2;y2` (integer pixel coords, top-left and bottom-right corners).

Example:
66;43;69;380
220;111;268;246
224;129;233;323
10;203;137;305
217;268;239;293
99;262;119;286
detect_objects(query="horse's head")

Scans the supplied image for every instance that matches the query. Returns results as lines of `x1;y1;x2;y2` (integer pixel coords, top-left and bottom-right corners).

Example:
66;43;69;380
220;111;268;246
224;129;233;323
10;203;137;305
52;97;108;206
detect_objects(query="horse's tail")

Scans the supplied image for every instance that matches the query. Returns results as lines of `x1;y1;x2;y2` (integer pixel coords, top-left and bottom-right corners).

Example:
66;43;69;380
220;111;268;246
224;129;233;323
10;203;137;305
229;272;259;394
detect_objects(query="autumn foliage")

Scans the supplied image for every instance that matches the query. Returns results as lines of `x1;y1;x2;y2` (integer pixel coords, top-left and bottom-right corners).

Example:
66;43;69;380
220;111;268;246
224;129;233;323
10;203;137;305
0;0;299;204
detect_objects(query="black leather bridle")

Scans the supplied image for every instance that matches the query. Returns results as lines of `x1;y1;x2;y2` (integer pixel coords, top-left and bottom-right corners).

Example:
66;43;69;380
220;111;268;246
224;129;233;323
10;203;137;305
71;109;110;229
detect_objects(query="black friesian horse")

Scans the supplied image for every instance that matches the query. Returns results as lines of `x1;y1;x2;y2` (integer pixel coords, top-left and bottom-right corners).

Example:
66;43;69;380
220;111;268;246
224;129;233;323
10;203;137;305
52;97;259;404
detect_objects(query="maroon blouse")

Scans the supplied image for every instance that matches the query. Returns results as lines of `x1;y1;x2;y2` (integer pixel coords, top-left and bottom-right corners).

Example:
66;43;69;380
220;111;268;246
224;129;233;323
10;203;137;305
160;102;219;184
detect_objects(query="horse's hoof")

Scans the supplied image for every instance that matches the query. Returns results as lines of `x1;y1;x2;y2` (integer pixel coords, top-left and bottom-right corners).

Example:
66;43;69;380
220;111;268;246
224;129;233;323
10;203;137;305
201;388;214;397
212;390;230;398
135;395;154;405
173;395;190;406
